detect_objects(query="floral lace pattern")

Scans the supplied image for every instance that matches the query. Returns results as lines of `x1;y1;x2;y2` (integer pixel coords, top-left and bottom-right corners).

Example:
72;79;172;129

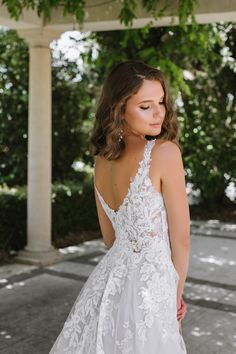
49;138;187;354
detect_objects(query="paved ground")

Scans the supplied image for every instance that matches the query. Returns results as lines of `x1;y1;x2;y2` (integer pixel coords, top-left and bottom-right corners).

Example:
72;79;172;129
0;220;236;354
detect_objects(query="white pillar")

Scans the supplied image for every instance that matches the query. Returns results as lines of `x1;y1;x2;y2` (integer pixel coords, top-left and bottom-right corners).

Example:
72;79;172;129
15;29;63;266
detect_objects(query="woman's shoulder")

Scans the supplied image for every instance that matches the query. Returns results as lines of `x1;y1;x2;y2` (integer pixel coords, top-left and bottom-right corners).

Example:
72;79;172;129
152;139;183;170
94;150;111;164
153;138;181;155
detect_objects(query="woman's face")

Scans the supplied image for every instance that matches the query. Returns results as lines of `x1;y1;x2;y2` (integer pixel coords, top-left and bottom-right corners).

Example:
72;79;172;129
123;79;166;139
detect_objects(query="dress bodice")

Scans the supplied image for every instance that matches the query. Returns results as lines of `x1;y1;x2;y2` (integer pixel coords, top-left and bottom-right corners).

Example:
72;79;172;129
94;139;171;254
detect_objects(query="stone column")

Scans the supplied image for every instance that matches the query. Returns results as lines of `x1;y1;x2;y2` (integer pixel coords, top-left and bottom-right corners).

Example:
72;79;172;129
15;29;63;266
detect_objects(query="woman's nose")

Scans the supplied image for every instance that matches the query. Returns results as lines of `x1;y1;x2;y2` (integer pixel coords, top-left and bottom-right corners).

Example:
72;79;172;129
153;105;163;116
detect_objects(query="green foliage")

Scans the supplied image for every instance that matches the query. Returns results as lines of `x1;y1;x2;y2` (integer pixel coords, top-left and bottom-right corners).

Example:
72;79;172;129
86;22;222;96
0;29;96;185
1;0;86;25
51;63;96;182
0;29;29;186
178;0;198;29
1;0;198;27
0;180;99;251
181;24;236;205
0;185;26;251
52;180;98;242
119;0;137;27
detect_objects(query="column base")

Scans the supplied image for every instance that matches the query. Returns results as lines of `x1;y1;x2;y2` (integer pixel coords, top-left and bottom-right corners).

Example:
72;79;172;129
14;247;64;266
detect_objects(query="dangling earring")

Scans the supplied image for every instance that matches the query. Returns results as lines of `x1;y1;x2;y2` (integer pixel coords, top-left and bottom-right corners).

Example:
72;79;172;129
118;128;124;142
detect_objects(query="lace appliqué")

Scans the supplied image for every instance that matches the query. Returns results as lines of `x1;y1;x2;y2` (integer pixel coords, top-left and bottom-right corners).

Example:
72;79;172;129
49;139;186;354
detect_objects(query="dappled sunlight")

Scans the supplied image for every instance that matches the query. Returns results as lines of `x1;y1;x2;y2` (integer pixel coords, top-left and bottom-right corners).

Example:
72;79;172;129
215;341;223;347
58;239;106;260
89;255;104;263
184;226;236;353
0;330;12;339
192;219;236;232
5;281;25;290
191;326;211;337
0;276;26;290
185;282;227;302
59;245;87;255
224;293;235;303
188;229;236;292
198;255;235;267
223;223;236;232
0;263;37;279
221;246;229;250
185;307;236;351
191;250;236;274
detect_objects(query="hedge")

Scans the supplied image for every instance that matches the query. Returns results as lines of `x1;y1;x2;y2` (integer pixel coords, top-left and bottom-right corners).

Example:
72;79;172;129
0;179;100;252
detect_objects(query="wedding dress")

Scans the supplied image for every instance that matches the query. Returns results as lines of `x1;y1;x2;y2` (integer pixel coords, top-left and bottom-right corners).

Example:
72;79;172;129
49;138;187;354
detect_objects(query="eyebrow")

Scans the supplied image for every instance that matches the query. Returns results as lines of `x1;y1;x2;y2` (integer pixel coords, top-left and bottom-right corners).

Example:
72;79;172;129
137;97;164;104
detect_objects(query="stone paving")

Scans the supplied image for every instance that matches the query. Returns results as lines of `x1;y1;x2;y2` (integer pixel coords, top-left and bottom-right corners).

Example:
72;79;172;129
0;220;236;354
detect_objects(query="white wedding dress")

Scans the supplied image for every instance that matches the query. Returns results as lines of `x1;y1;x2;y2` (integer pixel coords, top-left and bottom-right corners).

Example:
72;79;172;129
49;138;187;354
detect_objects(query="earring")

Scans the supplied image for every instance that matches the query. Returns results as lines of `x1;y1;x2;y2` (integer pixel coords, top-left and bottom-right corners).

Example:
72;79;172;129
118;128;124;142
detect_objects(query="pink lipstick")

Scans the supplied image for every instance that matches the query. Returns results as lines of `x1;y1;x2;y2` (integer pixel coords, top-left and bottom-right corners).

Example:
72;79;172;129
149;123;161;128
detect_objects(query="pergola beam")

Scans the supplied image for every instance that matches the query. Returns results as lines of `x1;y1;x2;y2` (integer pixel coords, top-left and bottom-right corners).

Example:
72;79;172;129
0;0;236;32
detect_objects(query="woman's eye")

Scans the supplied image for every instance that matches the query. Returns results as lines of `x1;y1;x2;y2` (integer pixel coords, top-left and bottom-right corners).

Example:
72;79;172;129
159;101;164;105
140;106;150;110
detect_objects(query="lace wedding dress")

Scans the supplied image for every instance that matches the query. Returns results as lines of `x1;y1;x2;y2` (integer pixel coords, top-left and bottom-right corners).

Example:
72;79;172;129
49;138;187;354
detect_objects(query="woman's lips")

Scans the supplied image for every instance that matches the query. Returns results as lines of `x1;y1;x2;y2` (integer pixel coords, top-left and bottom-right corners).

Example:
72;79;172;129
149;123;161;128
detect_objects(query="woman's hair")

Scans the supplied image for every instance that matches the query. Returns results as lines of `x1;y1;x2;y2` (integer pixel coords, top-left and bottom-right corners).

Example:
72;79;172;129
90;60;181;160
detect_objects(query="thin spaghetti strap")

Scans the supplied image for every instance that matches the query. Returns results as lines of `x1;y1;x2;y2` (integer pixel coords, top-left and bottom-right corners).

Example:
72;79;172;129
93;160;96;186
94;167;101;199
93;159;99;192
93;159;115;219
94;161;104;202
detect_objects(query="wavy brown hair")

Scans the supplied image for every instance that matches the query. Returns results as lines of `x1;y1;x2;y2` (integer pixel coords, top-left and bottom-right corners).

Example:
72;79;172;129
90;60;181;160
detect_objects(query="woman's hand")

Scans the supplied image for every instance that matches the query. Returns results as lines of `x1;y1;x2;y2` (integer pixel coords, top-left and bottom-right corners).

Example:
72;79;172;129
177;297;187;335
177;297;187;321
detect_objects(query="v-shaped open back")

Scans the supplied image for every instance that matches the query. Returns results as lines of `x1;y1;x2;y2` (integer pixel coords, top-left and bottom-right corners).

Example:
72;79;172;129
94;138;157;214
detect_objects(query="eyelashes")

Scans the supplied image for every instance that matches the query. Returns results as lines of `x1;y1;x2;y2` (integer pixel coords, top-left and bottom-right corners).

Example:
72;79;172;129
140;102;164;110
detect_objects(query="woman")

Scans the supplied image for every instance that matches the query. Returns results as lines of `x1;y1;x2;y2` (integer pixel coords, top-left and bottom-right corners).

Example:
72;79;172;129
49;60;190;354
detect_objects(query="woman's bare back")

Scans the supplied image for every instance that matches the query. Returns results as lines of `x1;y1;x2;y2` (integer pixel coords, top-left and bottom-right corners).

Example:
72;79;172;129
94;137;165;212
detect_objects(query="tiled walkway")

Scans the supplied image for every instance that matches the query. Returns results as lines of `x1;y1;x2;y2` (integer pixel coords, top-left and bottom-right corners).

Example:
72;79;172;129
0;220;236;354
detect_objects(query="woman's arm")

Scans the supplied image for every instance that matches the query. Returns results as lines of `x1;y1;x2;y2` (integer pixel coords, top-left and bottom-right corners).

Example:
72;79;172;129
154;140;191;308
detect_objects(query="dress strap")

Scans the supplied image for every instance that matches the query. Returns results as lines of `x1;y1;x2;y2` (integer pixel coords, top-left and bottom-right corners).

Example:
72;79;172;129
93;160;116;219
140;139;157;178
126;138;157;189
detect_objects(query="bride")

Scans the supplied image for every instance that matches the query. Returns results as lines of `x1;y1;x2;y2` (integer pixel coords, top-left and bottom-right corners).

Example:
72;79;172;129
49;60;190;354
